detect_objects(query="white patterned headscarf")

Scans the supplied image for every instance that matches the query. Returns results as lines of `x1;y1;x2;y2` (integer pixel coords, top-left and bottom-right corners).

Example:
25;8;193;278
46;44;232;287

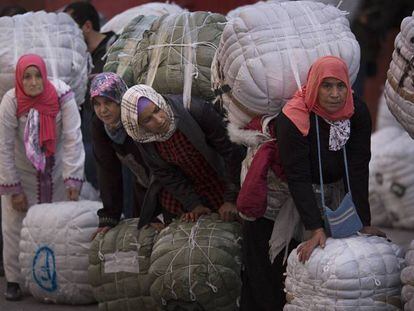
121;84;176;143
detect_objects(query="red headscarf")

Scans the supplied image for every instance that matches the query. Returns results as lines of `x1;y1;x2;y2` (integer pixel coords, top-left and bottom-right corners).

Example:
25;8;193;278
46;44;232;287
15;54;59;156
282;56;354;136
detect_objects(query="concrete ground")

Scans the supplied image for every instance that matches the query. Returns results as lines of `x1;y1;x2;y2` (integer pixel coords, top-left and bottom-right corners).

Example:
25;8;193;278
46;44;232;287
0;227;413;311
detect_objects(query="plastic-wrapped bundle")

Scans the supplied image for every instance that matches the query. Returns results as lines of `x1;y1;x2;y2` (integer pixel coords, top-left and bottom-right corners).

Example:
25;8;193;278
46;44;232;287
284;235;405;310
149;214;242;311
384;10;414;138
376;91;404;131
212;0;360;128
0;11;89;106
369;127;414;229
19;201;101;304
101;2;184;34
89;218;159;311
132;11;226;107
104;15;159;86
401;240;414;311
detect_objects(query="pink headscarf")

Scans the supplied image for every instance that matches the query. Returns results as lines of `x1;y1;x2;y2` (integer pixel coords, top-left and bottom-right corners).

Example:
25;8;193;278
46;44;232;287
282;56;354;136
15;54;59;156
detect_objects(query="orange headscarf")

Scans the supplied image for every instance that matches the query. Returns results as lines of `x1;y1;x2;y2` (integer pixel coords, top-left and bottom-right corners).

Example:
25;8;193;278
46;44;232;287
282;56;354;136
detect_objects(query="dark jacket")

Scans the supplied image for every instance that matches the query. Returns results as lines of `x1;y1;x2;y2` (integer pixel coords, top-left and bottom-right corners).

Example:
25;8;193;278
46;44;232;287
275;96;371;230
137;95;245;228
91;115;149;227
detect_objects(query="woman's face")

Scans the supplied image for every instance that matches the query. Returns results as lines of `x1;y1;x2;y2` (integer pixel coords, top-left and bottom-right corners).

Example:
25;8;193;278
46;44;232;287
317;77;348;113
93;96;121;127
138;101;170;134
22;66;44;97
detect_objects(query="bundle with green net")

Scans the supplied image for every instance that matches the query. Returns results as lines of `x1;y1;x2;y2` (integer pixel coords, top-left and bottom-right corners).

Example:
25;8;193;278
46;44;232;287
149;214;242;311
131;11;226;108
104;15;158;86
88;218;159;311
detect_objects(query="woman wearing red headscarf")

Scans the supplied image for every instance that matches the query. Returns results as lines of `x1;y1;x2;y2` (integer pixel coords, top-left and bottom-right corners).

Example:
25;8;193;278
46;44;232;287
276;56;386;264
0;54;84;300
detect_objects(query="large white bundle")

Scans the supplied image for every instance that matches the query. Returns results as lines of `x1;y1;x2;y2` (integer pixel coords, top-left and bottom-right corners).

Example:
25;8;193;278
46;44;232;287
384;10;414;138
19;201;101;304
212;0;360;128
369;127;414;229
376;90;404;131
0;11;89;106
284;235;404;310
101;2;184;34
402;240;414;311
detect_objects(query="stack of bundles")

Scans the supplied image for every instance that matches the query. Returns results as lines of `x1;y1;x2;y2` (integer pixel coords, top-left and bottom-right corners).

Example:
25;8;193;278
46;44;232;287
401;240;414;311
212;0;360;128
284;236;405;310
149;214;242;310
104;15;159;87
88;218;159;311
369;126;414;229
0;11;89;106
132;11;227;108
384;10;414;138
101;2;184;34
19;201;101;304
376;91;403;131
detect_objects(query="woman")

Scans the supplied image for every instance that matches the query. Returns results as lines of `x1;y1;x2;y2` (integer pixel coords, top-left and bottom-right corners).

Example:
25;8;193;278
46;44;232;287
0;54;84;300
276;56;385;264
121;85;245;228
90;72;150;235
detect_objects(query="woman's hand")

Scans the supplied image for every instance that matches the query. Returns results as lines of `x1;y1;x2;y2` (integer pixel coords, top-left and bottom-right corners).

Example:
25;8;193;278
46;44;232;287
360;226;387;238
181;205;211;222
297;228;326;263
218;202;238;222
91;226;111;241
66;187;80;201
11;192;28;212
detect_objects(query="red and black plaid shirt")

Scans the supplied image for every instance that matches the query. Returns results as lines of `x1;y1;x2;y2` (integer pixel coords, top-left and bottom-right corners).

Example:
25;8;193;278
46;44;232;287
155;130;224;216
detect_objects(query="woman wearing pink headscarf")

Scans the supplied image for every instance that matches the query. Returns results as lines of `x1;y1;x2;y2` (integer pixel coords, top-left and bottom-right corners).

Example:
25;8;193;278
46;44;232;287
0;54;84;300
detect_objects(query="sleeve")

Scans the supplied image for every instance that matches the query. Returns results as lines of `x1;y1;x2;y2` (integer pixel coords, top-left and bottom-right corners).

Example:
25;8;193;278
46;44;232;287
276;112;324;230
138;144;203;212
347;99;372;226
0;92;23;195
190;98;245;203
60;91;85;190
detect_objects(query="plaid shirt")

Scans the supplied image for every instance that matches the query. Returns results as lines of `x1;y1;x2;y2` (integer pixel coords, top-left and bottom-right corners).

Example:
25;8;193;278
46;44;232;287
155;130;224;215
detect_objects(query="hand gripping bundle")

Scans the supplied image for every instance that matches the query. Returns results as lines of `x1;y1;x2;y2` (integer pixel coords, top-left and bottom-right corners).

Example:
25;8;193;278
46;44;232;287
0;11;89;106
19;201;101;304
401;240;414;311
284;235;405;310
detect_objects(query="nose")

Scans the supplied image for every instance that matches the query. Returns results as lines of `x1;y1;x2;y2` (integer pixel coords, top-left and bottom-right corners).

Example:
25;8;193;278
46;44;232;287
154;113;164;124
330;86;340;98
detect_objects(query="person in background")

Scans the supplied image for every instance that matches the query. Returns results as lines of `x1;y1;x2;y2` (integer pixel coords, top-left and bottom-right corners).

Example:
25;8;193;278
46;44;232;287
89;72;150;236
0;54;84;300
121;85;245;228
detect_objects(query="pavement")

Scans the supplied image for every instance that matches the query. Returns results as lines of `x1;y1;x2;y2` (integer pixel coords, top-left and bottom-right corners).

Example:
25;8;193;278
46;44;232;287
0;227;413;311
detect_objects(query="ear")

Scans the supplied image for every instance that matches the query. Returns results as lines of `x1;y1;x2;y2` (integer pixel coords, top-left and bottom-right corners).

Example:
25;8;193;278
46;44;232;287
82;20;93;33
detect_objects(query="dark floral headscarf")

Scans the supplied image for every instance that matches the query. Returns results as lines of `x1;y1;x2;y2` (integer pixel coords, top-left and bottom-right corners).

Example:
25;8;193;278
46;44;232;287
90;72;128;105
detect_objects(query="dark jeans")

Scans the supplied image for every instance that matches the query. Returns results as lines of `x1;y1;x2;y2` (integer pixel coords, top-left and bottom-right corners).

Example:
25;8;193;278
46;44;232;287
240;217;299;311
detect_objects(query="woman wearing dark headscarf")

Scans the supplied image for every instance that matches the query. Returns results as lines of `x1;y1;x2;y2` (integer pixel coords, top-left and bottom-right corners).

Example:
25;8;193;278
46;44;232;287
121;84;245;229
89;73;151;236
0;54;84;300
276;56;385;264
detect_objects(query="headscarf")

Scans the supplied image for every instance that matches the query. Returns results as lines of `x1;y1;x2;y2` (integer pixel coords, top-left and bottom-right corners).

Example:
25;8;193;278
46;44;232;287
90;72;128;144
121;84;176;143
16;54;59;157
282;56;354;137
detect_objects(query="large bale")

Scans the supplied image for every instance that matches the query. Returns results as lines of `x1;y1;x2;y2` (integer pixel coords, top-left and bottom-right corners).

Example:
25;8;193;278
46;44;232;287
132;11;226;107
101;2;184;34
88;218;159;311
19;201;101;304
212;0;360;128
149;214;242;311
369;127;414;229
284;236;405;310
384;10;414;138
104;15;159;87
401;240;414;310
0;11;89;106
376;90;404;131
